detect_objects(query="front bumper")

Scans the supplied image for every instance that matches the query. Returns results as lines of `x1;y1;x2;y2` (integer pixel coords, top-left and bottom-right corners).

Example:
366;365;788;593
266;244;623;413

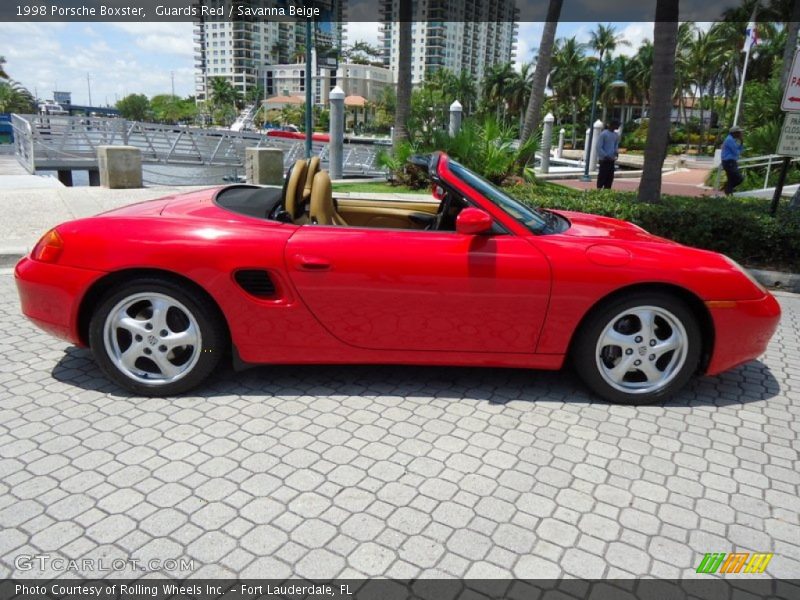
705;292;781;376
14;257;104;346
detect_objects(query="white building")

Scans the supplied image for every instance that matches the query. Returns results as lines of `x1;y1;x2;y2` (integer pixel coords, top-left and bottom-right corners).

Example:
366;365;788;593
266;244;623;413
379;0;518;85
262;60;392;105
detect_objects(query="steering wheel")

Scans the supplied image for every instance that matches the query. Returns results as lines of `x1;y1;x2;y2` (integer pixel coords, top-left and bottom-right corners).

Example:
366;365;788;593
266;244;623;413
428;192;453;231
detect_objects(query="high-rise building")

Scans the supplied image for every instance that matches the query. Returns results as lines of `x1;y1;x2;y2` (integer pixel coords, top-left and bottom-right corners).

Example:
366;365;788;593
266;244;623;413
193;0;518;105
193;0;342;102
379;0;519;85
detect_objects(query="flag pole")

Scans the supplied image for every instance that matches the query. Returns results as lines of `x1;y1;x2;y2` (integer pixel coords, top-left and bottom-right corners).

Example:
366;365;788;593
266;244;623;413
733;44;752;127
733;4;759;127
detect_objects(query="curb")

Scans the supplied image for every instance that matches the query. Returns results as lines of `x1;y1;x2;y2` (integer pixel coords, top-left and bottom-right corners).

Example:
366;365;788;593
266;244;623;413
750;268;800;294
0;248;26;267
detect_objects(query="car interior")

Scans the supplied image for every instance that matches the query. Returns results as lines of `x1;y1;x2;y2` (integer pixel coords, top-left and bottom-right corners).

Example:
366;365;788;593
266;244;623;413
214;158;472;232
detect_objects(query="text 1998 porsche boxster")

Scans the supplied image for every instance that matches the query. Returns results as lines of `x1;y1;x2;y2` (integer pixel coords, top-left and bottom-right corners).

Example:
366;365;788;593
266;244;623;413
15;153;780;404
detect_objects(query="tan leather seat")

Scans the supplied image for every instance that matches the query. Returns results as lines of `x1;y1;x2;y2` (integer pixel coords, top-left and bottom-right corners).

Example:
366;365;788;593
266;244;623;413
302;156;321;204
309;171;348;226
284;159;308;223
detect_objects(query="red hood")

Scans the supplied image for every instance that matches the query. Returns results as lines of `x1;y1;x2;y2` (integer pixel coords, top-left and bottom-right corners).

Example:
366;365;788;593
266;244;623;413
556;210;675;244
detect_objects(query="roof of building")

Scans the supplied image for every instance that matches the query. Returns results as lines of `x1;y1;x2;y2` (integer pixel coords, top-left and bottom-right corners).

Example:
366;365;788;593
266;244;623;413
344;95;367;107
264;95;305;105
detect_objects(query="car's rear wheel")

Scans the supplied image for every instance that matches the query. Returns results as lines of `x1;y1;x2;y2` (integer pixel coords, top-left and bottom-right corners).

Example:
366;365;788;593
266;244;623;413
572;292;702;404
89;278;226;396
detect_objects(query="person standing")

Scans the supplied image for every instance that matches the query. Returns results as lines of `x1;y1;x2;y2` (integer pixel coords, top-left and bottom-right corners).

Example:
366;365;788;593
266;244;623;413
596;120;620;189
721;126;744;195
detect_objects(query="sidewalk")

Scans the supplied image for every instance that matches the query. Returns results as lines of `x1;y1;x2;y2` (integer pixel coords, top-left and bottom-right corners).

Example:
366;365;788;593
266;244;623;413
0;179;211;264
557;167;722;198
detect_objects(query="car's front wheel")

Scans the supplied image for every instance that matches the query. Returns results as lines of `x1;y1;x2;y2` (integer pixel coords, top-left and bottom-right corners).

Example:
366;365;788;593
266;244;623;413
573;292;702;404
89;278;226;396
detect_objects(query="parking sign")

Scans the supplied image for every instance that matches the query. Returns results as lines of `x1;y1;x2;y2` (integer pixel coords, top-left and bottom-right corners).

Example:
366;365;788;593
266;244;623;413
781;48;800;112
777;113;800;156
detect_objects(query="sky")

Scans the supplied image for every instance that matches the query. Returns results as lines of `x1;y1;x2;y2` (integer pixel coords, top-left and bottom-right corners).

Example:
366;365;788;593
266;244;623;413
0;21;655;106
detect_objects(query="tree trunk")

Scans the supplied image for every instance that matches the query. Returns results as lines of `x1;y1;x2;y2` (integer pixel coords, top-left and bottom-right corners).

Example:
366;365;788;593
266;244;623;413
781;2;800;89
519;0;563;144
638;1;679;204
393;6;413;149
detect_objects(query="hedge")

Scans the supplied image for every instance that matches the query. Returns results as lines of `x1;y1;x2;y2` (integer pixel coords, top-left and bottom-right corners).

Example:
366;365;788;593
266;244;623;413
506;183;800;273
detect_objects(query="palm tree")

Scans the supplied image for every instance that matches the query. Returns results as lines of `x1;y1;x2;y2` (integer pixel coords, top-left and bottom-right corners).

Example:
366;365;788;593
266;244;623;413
393;5;412;148
452;70;477;116
209;77;240;111
589;24;630;62
638;1;679;203
519;0;563;145
629;40;654;120
550;37;590;146
481;63;516;122
291;46;306;63
685;28;723;151
673;22;695;125
589;24;630;123
0;56;8;80
507;62;535;123
0;80;35;113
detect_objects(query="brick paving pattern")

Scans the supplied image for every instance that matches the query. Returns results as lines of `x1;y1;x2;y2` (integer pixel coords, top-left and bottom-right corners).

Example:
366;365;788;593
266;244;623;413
0;271;798;579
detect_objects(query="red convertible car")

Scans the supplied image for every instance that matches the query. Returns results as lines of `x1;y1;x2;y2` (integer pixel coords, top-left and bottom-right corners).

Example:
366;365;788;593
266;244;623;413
15;153;780;404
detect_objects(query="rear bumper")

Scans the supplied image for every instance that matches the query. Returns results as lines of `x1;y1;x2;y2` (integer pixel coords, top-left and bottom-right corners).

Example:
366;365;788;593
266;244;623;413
14;257;104;346
705;292;781;376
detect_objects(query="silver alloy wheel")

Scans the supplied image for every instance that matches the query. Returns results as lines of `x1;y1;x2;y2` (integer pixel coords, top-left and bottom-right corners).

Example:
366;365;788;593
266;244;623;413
103;292;202;386
595;305;688;395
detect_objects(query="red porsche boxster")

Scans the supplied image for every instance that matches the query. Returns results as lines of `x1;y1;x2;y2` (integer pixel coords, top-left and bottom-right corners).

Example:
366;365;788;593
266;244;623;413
15;153;780;404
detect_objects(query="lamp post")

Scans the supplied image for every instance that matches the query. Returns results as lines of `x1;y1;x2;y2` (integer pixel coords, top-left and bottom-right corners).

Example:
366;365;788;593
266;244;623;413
304;18;313;159
581;60;626;182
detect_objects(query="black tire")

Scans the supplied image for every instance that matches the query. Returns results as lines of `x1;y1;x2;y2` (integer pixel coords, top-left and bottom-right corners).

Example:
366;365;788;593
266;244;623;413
89;277;227;396
572;292;702;405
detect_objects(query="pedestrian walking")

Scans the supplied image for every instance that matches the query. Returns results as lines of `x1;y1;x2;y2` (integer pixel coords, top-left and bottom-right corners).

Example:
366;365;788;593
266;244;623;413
722;126;744;196
596;120;620;190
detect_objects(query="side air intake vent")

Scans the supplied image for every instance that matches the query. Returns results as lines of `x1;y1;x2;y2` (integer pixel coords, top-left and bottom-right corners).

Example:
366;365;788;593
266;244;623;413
234;269;276;298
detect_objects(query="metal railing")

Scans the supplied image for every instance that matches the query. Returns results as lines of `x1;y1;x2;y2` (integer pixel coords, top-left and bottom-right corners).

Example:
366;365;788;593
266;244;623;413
10;114;386;177
712;153;800;191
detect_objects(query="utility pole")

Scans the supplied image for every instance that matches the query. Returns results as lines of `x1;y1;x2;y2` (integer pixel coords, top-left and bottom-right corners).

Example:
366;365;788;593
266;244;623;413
87;73;92;106
171;71;175;97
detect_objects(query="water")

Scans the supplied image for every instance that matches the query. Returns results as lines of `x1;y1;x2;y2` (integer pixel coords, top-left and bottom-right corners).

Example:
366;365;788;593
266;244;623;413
37;164;244;187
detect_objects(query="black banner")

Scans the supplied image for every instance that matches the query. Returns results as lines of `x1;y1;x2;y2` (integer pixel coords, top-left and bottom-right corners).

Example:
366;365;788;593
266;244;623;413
0;0;786;23
3;579;800;600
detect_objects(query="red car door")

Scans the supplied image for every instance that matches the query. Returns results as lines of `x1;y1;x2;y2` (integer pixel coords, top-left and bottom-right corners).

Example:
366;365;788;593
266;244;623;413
285;226;551;354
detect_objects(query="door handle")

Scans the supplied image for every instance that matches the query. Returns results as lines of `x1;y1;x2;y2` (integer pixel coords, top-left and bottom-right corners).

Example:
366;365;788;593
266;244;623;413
293;254;331;271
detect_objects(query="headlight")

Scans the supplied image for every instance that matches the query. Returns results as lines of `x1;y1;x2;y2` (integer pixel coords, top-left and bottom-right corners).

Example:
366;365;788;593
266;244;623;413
723;255;766;293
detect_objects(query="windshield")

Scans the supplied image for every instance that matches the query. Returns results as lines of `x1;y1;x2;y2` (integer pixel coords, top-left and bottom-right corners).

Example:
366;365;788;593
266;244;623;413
447;160;551;234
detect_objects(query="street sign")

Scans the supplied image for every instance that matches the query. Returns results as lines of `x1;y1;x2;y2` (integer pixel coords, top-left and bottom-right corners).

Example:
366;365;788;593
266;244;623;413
777;112;800;156
781;48;800;112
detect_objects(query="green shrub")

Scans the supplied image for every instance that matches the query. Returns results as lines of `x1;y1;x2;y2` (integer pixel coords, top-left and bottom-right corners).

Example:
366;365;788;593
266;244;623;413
377;141;430;189
380;115;539;186
507;183;800;272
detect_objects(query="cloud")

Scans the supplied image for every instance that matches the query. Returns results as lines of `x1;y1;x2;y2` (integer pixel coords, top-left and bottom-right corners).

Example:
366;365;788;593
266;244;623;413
111;22;194;56
515;22;545;70
616;23;654;56
344;21;381;47
1;23;195;105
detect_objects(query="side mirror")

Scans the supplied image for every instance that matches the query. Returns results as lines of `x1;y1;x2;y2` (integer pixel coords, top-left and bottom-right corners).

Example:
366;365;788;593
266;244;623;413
456;208;494;235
